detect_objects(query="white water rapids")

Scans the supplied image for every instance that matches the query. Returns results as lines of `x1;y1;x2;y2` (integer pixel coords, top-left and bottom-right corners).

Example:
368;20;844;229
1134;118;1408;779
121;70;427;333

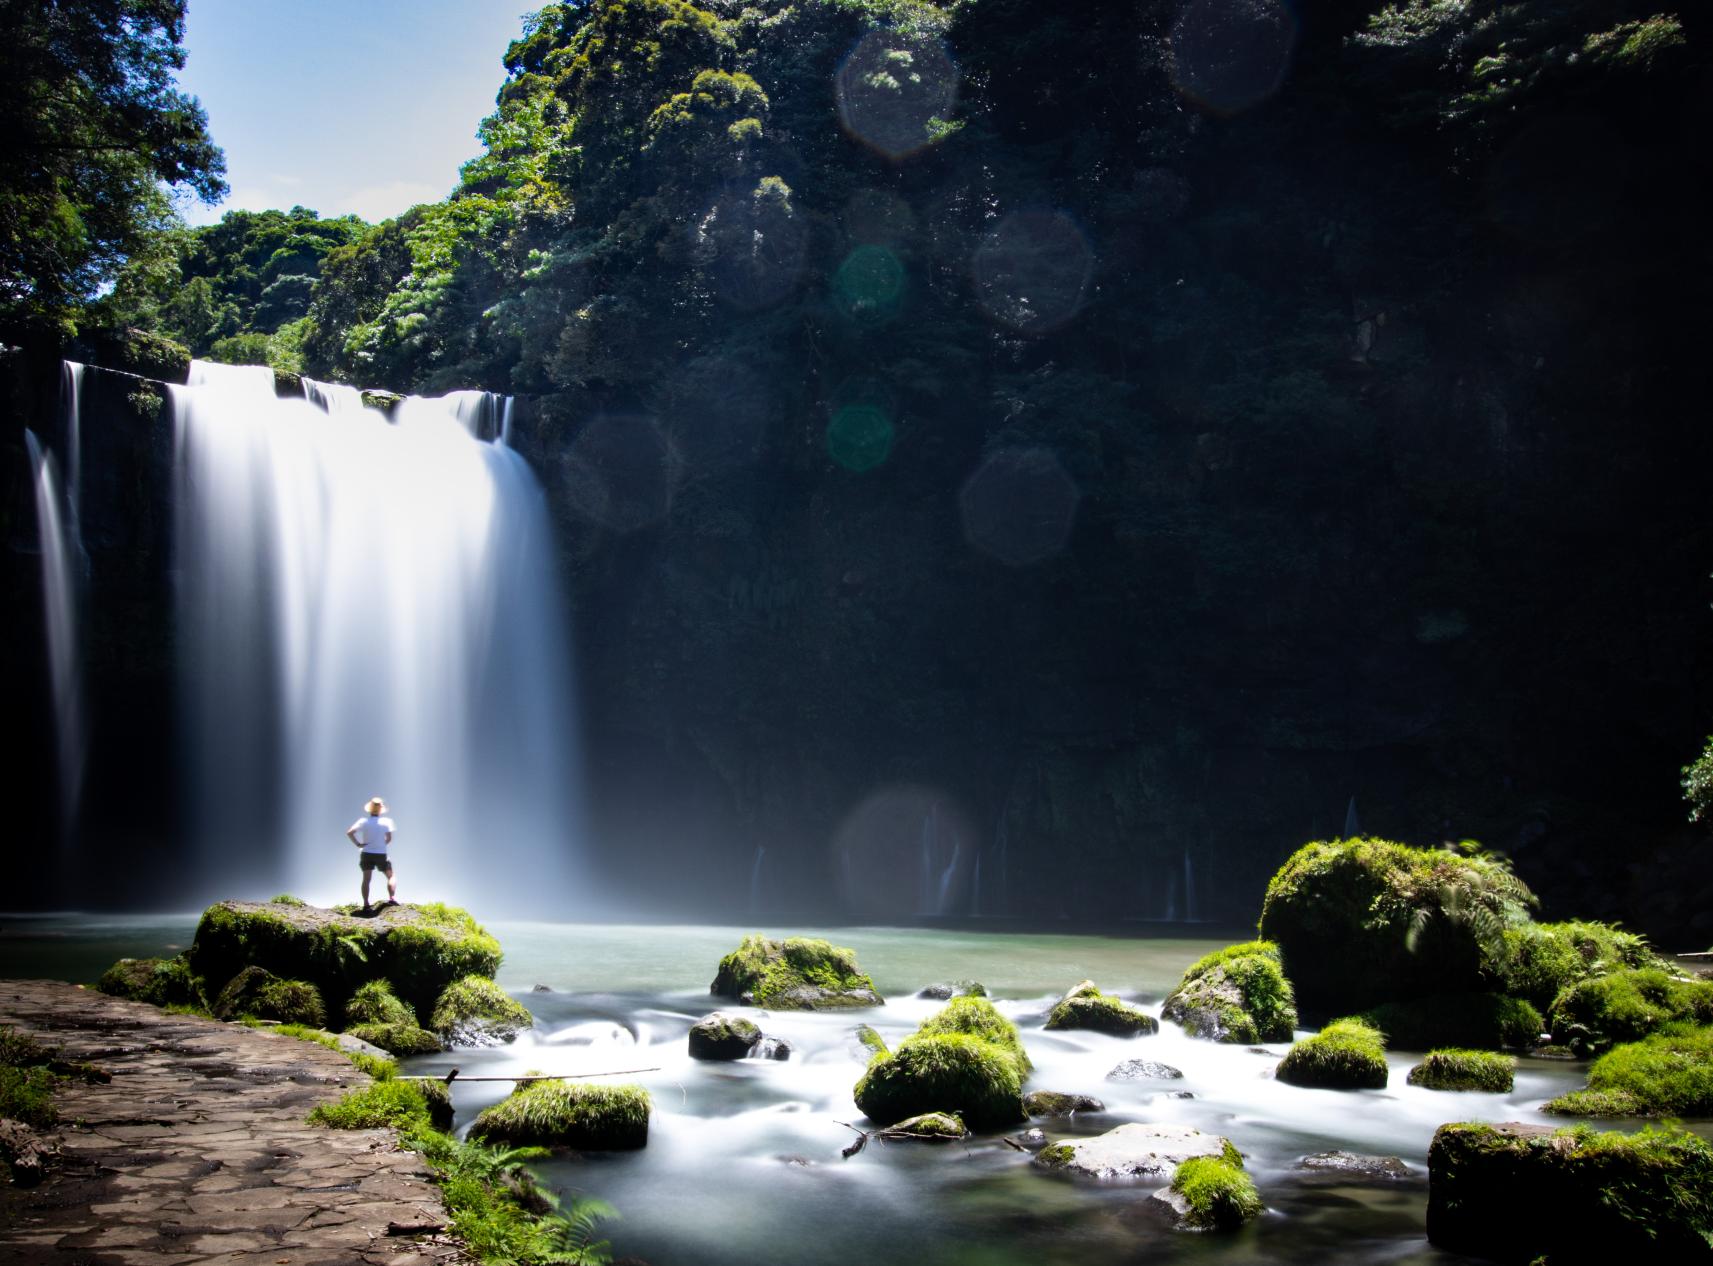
169;361;582;910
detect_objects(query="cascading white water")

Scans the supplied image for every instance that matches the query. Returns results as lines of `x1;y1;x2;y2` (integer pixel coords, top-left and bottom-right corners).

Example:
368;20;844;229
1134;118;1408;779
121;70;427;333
748;845;767;913
24;428;85;829
934;835;961;915
170;360;584;910
1182;847;1198;922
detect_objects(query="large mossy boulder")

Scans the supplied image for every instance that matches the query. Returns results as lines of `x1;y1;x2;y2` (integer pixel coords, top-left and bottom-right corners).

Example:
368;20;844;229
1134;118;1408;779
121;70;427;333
710;934;882;1009
211;966;327;1026
1275;1019;1389;1090
1358;992;1541;1051
468;1080;651;1150
94;955;207;1010
915;996;1033;1074
1427;1121;1713;1261
187;899;502;1023
1044;981;1157;1036
1162;942;1297;1043
430;975;533;1047
854;1033;1026;1131
1494;920;1663;1013
1544;1026;1713;1117
1258;838;1535;1015
1406;1049;1516;1092
1035;1123;1238;1181
1546;968;1713;1057
688;1011;761;1060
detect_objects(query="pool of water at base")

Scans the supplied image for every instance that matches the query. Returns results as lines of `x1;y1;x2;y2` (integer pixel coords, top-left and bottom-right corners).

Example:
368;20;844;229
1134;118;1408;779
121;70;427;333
2;916;1686;1266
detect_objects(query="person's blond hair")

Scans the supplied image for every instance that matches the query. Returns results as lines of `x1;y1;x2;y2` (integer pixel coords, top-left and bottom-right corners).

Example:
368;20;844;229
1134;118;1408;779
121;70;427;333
365;797;387;815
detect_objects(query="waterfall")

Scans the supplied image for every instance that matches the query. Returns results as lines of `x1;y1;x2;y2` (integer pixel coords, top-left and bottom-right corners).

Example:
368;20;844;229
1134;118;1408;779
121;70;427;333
24;429;85;829
60;362;84;533
969;850;982;919
916;807;936;916
1163;871;1180;922
934;835;961;916
993;815;1010;918
749;846;767;913
169;360;584;910
1182;848;1198;922
302;376;365;415
1343;796;1361;839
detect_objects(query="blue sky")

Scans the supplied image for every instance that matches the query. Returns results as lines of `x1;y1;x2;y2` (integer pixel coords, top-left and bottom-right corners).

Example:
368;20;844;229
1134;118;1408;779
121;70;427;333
175;0;534;225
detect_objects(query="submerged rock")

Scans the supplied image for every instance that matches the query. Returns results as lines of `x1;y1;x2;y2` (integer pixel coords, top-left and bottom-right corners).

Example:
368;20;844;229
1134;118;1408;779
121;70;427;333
1044;981;1158;1036
1024;1090;1105;1117
886;1112;969;1141
1034;1123;1236;1181
1107;1059;1184;1081
469;1080;651;1150
710;934;883;1010
689;1011;762;1060
751;1036;793;1061
917;980;987;1000
1013;1127;1049;1150
854;1024;889;1057
1295;1151;1415;1183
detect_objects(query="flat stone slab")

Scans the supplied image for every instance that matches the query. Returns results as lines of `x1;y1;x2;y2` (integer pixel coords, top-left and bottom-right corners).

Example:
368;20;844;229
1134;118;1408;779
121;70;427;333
0;979;472;1264
1035;1122;1230;1181
1294;1150;1416;1184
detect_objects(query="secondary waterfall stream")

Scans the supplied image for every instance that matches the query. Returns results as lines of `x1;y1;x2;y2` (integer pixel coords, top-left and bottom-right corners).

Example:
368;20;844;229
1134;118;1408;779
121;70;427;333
169;361;582;909
24;426;84;832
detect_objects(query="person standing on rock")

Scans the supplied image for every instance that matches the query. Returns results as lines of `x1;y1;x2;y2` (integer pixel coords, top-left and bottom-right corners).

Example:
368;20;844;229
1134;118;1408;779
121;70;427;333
346;797;397;913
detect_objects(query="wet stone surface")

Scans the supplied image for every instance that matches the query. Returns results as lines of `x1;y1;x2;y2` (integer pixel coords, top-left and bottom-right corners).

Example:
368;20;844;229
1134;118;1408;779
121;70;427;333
0;980;470;1265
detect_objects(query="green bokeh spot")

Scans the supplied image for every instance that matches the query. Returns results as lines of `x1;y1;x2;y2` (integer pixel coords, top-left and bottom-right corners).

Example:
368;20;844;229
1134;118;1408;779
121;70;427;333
827;405;894;472
833;245;905;319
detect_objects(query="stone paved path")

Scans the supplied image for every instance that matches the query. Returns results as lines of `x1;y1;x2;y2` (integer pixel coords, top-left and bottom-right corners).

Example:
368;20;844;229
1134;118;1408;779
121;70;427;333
1;980;472;1266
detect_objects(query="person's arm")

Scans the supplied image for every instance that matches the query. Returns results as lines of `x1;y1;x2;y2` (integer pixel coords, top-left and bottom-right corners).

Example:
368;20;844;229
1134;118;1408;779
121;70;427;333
347;820;362;847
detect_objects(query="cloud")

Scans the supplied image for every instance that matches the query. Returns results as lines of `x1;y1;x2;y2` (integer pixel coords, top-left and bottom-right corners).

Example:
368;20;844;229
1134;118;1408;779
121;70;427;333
336;180;446;223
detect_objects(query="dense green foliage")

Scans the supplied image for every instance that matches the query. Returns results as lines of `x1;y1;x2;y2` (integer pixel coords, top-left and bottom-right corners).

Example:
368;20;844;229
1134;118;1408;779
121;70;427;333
710;933;879;1007
1259;838;1537;1014
1163;941;1298;1043
0;1027;60;1129
1548;968;1713;1056
915;995;1032;1073
94;954;207;1009
1275;1018;1390;1090
1170;1155;1263;1230
1544;1025;1713;1117
1044;980;1158;1035
343;979;416;1028
210;965;327;1026
1406;1048;1516;1092
1684;736;1713;824
469;1080;652;1150
1359;993;1542;1051
1493;921;1661;1014
0;0;224;336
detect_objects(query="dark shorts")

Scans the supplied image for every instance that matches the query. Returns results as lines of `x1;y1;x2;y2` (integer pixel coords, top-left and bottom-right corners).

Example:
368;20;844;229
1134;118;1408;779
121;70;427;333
359;852;393;873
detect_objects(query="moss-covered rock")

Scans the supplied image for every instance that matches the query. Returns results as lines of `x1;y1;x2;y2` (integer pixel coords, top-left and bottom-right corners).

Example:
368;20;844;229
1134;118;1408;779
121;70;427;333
854;1024;888;1057
1024;1090;1104;1116
1258;838;1536;1015
1493;920;1663;1013
915;996;1032;1074
885;1111;968;1140
1358;993;1542;1051
468;1080;651;1150
211;966;327;1026
710;934;882;1009
187;899;502;1024
94;955;207;1010
1427;1121;1713;1261
854;1033;1026;1130
1167;1154;1263;1230
1407;1049;1516;1092
1547;968;1713;1056
1162;941;1297;1043
344;1021;442;1056
1044;981;1157;1036
78;326;192;383
1543;1026;1713;1117
343;979;414;1028
917;981;987;1000
688;1011;761;1060
1034;1123;1238;1180
1275;1019;1389;1090
429;975;532;1046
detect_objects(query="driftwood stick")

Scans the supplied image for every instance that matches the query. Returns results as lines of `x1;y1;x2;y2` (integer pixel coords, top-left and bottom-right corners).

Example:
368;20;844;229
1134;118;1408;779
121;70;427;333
397;1068;660;1083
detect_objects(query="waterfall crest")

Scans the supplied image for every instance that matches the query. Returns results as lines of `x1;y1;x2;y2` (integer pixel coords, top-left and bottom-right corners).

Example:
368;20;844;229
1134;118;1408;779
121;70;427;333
169;361;584;910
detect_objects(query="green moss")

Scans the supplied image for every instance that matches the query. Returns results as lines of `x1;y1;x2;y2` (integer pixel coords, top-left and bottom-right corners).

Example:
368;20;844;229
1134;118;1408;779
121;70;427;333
269;893;308;906
1358;993;1542;1050
1171;1155;1263;1229
1548;968;1713;1056
346;1021;442;1056
1024;1091;1103;1116
263;1022;399;1080
710;934;881;1009
211;966;326;1026
1276;1018;1389;1090
886;1111;968;1139
1407;1048;1516;1092
468;1080;651;1150
916;996;1033;1075
1544;1026;1713;1117
344;979;415;1027
1037;1143;1076;1166
1044;981;1158;1036
309;1078;439;1130
430;976;533;1045
855;1024;889;1057
853;1033;1026;1130
0;1029;60;1128
688;1011;761;1059
1258;838;1536;1014
94;955;208;1009
1164;942;1298;1043
1495;921;1662;1012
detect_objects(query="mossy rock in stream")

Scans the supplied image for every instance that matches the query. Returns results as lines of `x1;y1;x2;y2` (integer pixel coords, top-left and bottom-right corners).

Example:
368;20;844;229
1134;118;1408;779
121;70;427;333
187;899;501;1023
1427;1121;1713;1261
1164;1154;1264;1230
854;1033;1026;1130
1162;941;1297;1043
885;1111;969;1140
429;975;533;1046
710;934;882;1009
1275;1019;1389;1090
1406;1049;1516;1092
340;980;440;1054
94;955;207;1010
916;996;1032;1074
688;1011;761;1060
1044;981;1157;1036
343;1021;442;1057
211;966;327;1027
1543;1026;1713;1117
468;1080;651;1150
1358;993;1542;1051
1546;968;1713;1057
1258;838;1536;1016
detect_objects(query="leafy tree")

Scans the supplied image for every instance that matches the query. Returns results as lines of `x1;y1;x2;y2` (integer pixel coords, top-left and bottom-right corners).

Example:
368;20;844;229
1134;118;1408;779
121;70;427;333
1682;737;1713;824
0;0;225;336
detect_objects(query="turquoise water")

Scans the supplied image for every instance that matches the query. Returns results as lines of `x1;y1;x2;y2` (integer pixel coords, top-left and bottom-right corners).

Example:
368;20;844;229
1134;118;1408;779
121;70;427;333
0;917;1627;1264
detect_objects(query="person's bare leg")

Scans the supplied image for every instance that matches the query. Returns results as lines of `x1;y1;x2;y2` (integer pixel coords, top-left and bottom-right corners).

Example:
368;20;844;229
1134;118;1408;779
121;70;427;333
386;868;397;904
361;869;372;909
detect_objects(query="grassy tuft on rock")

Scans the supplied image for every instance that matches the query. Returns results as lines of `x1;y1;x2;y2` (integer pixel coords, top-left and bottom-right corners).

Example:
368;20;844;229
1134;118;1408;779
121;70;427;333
430;975;533;1045
1544;1025;1713;1117
1494;920;1662;1012
344;979;415;1027
308;1078;439;1130
469;1080;651;1150
1276;1018;1389;1089
1044;981;1158;1036
710;934;881;1009
1548;968;1713;1056
1171;1155;1264;1229
916;996;1033;1074
1163;941;1297;1042
886;1111;968;1140
94;955;208;1010
1358;992;1541;1051
854;1032;1026;1130
1406;1048;1516;1092
345;1020;443;1056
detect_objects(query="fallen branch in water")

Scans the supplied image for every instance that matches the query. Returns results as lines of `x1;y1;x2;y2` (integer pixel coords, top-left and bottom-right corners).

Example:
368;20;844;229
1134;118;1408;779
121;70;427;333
397;1067;660;1084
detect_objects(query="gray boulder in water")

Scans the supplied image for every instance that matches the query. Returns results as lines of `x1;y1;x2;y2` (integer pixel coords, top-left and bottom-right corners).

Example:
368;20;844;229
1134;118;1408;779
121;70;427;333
1034;1123;1235;1180
1106;1058;1184;1081
689;1011;761;1060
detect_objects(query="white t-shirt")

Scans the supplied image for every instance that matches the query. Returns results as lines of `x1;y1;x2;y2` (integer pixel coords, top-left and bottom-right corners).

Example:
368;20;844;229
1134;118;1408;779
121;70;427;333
350;815;395;854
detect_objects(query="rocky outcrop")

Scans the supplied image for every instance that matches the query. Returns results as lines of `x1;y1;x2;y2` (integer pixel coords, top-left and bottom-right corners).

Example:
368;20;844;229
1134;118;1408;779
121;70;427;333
1043;981;1157;1036
469;1080;651;1150
710;934;882;1010
429;975;533;1047
1034;1123;1236;1181
1024;1090;1105;1117
1161;942;1297;1043
689;1011;761;1059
